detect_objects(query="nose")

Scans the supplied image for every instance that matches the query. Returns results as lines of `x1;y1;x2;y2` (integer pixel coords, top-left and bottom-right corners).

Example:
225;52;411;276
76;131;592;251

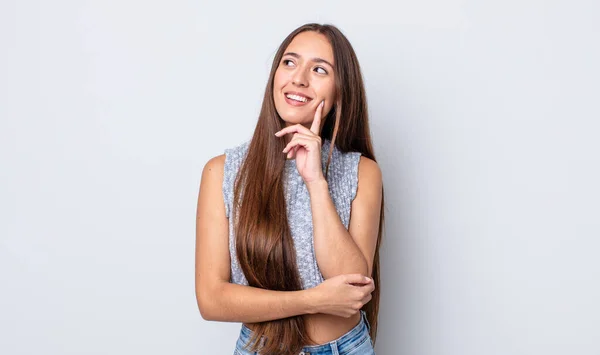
291;68;308;87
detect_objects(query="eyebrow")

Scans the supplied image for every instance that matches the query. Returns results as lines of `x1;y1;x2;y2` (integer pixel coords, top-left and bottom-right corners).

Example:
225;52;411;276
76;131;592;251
283;52;334;69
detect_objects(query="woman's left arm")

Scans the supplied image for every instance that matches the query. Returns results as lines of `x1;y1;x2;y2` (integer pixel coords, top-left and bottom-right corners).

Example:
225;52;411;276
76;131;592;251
307;156;382;279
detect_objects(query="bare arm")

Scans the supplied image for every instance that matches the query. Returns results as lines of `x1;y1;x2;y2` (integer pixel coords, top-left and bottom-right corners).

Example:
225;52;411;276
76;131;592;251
205;283;316;323
274;106;382;281
195;155;318;323
307;156;383;279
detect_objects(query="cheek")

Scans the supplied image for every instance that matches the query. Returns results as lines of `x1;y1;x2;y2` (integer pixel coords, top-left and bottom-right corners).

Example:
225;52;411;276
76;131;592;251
273;69;289;88
320;82;336;112
317;81;336;100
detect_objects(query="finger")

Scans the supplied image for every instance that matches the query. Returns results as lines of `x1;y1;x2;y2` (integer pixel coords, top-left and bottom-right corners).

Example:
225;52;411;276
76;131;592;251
287;145;299;159
275;123;315;137
288;133;321;152
286;134;304;158
285;132;318;143
288;133;301;158
345;274;372;284
282;138;316;155
353;281;375;291
282;135;321;153
365;282;375;292
310;100;325;135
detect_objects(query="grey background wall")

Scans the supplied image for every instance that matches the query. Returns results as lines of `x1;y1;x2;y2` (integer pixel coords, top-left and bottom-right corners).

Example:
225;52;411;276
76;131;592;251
1;1;598;354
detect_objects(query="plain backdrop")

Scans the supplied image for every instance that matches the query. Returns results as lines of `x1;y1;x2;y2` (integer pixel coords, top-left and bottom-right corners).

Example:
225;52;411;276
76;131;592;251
1;1;599;354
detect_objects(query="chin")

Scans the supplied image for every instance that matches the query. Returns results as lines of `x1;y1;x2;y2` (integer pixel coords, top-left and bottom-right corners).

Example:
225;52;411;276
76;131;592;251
279;115;309;126
277;109;309;125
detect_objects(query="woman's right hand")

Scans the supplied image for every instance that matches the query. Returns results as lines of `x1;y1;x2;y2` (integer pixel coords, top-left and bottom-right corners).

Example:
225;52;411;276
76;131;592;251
309;274;375;318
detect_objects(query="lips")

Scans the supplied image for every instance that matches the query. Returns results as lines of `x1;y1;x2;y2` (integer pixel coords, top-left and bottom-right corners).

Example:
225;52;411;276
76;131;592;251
284;91;313;102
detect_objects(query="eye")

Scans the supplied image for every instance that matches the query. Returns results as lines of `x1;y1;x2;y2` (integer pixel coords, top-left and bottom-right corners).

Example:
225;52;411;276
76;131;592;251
282;59;295;67
315;66;328;75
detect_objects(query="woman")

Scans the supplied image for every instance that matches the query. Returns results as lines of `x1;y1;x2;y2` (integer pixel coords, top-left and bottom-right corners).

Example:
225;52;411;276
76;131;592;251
195;23;384;355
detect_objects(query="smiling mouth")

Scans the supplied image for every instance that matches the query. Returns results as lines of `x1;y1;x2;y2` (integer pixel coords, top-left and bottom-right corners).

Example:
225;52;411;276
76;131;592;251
284;92;313;103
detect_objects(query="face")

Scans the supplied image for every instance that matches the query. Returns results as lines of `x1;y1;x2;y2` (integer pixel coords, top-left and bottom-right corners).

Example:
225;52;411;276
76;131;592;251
273;31;336;129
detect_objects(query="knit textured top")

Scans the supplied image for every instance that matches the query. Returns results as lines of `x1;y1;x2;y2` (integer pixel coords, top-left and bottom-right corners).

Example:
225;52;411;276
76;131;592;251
222;138;362;290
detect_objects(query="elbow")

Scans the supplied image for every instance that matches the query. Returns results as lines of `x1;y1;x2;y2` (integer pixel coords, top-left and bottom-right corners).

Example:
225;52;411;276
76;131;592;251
197;299;214;321
196;285;220;321
196;294;213;321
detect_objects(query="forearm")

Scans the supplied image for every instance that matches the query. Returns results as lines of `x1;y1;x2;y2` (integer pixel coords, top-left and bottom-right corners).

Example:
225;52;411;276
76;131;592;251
307;179;369;279
200;281;318;323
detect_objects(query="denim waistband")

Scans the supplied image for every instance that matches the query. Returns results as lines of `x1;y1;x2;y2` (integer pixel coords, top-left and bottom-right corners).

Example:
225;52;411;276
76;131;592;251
238;310;371;354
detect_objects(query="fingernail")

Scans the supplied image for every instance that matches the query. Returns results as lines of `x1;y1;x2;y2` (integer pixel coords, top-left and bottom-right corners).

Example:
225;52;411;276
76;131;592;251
320;101;324;108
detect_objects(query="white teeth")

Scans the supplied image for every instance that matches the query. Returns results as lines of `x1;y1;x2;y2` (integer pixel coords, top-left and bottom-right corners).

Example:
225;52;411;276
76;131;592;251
285;94;308;103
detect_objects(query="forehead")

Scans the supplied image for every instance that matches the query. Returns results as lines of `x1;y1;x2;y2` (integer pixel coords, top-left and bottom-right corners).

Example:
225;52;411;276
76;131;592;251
284;31;334;64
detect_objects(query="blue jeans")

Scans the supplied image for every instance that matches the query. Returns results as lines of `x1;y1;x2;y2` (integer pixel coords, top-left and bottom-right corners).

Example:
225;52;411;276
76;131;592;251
234;310;375;355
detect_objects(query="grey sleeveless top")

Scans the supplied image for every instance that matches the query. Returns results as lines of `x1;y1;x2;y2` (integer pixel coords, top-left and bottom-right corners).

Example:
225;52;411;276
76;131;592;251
222;138;362;290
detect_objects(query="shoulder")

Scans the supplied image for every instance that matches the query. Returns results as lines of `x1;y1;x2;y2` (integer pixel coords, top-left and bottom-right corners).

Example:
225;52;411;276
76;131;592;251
200;154;230;217
200;137;251;182
333;148;381;180
203;154;225;171
357;156;382;184
201;154;226;186
354;155;382;201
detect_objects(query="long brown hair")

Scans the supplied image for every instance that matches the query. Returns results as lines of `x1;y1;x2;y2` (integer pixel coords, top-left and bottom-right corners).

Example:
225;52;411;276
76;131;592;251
232;23;385;355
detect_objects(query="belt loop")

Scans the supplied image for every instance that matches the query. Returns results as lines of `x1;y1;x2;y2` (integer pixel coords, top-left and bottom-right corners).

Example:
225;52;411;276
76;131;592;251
331;340;339;355
361;310;371;333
